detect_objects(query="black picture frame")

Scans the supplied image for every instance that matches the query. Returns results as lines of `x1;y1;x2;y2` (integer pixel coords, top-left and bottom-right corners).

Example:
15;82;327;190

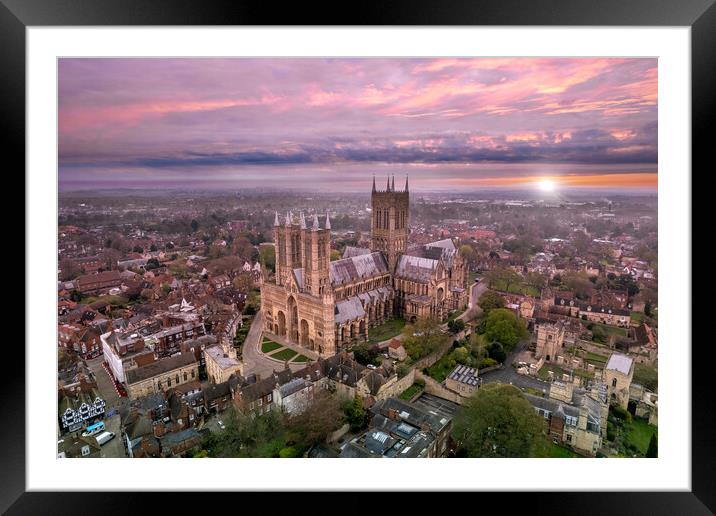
5;0;710;514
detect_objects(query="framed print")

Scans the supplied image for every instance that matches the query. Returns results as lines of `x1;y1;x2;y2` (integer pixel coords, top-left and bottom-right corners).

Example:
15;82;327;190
6;0;712;513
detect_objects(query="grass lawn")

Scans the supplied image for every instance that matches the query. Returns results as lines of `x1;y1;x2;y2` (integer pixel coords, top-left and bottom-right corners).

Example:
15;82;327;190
589;322;628;337
492;280;540;297
583;351;608;367
398;383;424;401
261;340;283;353
546;443;583;458
538;364;565;381
523;386;547;397
291;354;311;363
468;271;479;284
630;311;645;324
623;418;657;455
367;318;406;344
80;294;129;307
426;356;456;383
270;348;298;361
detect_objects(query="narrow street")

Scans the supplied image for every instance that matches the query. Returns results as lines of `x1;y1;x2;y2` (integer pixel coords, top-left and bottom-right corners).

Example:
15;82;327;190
83;356;129;457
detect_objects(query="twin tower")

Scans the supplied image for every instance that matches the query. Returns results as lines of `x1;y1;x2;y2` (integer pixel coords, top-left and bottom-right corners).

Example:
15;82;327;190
272;175;410;296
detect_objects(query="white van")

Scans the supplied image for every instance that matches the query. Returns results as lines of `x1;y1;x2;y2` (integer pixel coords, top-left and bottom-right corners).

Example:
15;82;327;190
95;431;115;446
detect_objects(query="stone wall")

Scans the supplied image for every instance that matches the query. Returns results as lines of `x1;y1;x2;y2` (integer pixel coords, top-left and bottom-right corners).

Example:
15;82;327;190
414;370;465;405
375;368;416;401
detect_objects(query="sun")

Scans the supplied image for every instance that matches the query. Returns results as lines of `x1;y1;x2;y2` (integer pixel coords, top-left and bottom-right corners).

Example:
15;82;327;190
537;178;556;192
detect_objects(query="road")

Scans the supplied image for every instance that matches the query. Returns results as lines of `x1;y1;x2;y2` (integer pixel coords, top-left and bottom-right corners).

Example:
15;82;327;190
84;356;129;457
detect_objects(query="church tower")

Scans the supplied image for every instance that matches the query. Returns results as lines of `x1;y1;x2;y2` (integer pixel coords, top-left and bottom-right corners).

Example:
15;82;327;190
370;174;409;272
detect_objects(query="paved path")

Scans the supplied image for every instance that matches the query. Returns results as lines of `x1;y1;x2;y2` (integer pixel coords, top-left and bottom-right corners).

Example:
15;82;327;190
241;311;311;379
479;339;550;393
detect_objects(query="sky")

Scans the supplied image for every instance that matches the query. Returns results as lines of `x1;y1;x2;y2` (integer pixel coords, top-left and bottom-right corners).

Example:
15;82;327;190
58;58;657;192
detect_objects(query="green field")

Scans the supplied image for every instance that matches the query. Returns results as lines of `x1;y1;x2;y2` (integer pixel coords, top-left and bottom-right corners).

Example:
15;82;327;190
261;340;282;353
398;383;424;401
367;318;406;344
270;348;298;361
291;354;311;363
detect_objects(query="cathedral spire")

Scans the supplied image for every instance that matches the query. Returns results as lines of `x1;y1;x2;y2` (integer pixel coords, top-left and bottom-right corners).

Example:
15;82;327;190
312;213;320;230
285;212;291;226
391;175;395;191
274;211;280;226
325;211;331;230
372;175;376;192
405;174;409;192
386;176;391;192
299;212;306;229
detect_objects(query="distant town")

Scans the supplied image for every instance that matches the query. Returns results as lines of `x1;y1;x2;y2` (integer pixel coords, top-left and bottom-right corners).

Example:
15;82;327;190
57;182;658;459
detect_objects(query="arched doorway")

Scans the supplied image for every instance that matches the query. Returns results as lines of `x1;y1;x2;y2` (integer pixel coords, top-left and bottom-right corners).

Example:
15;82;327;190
437;287;445;302
359;320;366;341
300;319;309;347
287;296;299;343
277;311;286;337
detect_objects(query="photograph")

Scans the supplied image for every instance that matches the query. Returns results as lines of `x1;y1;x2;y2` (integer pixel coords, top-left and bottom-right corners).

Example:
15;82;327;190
56;56;660;460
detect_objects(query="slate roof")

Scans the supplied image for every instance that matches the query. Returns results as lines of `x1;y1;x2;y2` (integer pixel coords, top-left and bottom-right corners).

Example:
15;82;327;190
342;246;372;259
125;352;197;385
425;238;456;251
330;252;389;286
335;296;366;324
395;255;439;283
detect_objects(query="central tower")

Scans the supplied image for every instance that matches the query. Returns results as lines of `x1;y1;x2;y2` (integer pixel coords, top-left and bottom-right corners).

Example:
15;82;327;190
370;175;409;272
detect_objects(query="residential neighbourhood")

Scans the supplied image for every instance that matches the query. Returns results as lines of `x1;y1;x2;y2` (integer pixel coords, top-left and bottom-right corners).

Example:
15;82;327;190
57;180;658;459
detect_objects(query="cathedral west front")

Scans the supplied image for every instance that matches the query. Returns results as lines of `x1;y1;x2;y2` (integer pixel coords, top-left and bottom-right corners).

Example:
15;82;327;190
259;176;468;357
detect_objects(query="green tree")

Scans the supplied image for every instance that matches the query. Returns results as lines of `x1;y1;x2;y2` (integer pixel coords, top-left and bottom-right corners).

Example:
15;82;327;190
190;219;199;232
260;245;276;273
286;390;345;448
452;383;549;457
484;267;521;292
447;318;466;334
478;290;506;313
208;407;287;458
646;433;658;458
483;308;529;351
344;395;367;431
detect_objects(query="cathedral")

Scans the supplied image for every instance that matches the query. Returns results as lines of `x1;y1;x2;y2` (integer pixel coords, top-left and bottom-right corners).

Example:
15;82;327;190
259;176;468;357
